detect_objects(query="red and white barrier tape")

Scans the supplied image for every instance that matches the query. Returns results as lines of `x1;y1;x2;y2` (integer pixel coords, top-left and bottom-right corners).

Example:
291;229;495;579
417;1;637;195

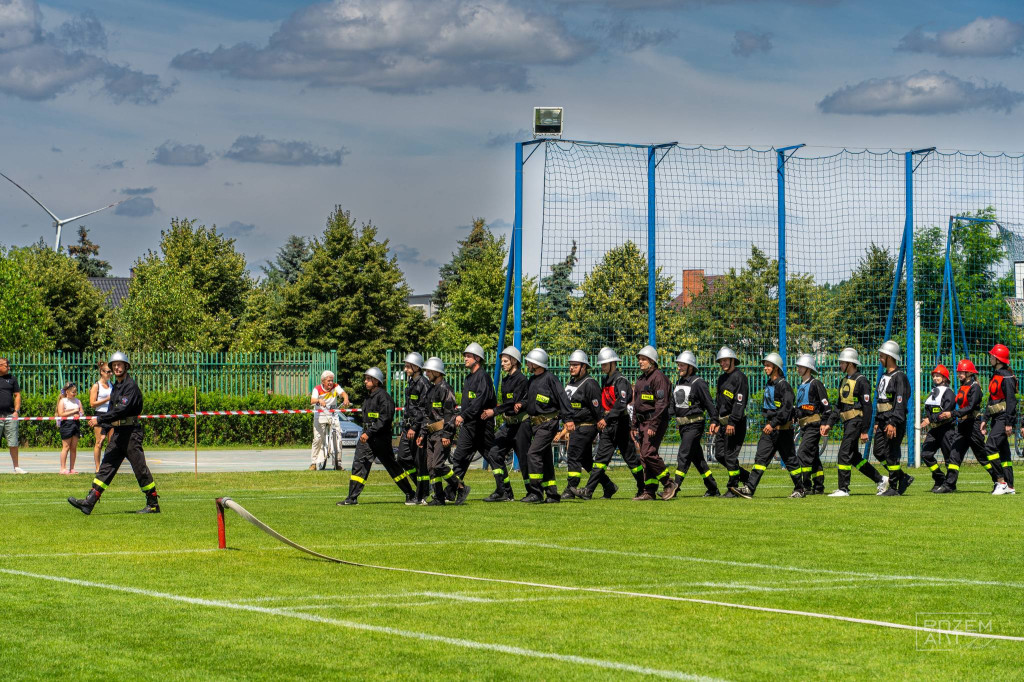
0;407;405;422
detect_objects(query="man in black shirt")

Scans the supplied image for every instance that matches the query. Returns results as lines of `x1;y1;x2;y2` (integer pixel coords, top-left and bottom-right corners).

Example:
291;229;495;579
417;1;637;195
824;348;885;496
482;347;527;502
417;357;471;506
516;348;573;503
0;358;24;474
662;351;719;499
396;352;431;503
733;352;797;499
561;350;602;499
339;368;417;506
875;340;914;496
68;352;159;514
450;342;496;498
711;347;750;497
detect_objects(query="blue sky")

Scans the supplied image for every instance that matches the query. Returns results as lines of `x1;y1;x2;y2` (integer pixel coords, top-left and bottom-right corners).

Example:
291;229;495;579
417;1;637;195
2;0;1024;292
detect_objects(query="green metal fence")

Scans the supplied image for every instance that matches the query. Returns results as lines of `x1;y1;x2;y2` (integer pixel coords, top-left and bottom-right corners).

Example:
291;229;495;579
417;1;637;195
5;351;337;397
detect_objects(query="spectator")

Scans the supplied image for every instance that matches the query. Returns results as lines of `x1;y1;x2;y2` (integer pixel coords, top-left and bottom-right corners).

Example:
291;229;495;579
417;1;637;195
0;358;25;474
310;370;349;470
57;382;84;474
89;361;113;473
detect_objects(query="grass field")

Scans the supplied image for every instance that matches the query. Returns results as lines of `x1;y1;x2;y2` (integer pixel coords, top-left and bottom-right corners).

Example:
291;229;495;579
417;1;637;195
1;465;1022;681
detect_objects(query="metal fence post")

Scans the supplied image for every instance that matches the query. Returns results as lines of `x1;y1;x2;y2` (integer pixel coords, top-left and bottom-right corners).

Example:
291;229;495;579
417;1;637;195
647;145;656;347
776;144;804;366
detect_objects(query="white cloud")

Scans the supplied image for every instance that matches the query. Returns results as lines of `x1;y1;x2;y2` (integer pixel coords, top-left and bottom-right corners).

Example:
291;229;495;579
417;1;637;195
0;0;173;103
818;70;1024;116
223;135;348;166
114;196;157;216
151;140;211;166
898;16;1024;58
171;0;591;93
732;29;773;57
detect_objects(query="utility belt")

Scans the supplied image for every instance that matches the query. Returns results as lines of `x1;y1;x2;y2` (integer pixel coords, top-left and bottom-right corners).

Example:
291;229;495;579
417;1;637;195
987;401;1006;416
718;416;731;425
839;408;862;423
530;413;558;426
426;420;447;434
772;421;792;431
677;414;704;426
876;402;893;413
958;409;979;421
504;413;525;425
110;417;140;427
797;414;821;428
575;422;595;428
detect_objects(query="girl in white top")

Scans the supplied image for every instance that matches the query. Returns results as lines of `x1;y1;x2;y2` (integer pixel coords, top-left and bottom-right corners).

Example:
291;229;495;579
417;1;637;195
90;361;113;473
57;382;85;474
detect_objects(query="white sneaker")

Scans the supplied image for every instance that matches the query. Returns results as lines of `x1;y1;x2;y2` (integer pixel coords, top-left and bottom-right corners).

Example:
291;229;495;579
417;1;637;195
876;476;889;495
828;489;850;497
13;466;26;474
993;482;1009;495
1006;486;1016;495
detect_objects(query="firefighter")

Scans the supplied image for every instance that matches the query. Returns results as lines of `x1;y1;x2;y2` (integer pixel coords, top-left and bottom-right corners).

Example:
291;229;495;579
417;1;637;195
631;345;673;500
515;348;573;503
577;347;645;500
561;350;602;499
338;368;416;506
794;354;833;494
662;350;720;500
68;352;160;515
710;346;750;497
450;342;496;499
481;347;528;502
980;344;1016;495
938;359;1009;493
416;357;471;505
874;340;914;496
396;352;431;504
919;365;954;492
733;352;798;499
825;348;887;497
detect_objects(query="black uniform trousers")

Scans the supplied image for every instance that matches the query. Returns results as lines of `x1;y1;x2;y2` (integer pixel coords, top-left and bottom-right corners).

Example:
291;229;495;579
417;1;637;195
92;425;155;495
946;418;1001;488
636;420;669;493
674;421;718;493
920;424;952;486
746;427;798;494
484;421;522;494
872;422;906;486
985;415;1015;488
582;418;645;494
451;419;495;481
714;420;749;488
565;424;598;487
796;423;825;491
349;433;411;500
396;431;429;499
834;417;883;492
517;417;559;498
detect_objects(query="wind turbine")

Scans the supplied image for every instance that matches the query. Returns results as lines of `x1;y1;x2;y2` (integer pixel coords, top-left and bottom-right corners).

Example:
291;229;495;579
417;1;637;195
0;171;125;251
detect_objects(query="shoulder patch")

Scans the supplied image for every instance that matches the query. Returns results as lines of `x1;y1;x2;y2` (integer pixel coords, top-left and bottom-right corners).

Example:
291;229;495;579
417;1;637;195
736;393;744;402
896;395;903;403
821;398;829;406
655;389;664;399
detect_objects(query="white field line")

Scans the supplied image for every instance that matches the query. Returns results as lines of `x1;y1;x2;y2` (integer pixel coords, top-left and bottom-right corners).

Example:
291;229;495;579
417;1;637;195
280;594;567;611
0;568;719;682
493;540;1024;591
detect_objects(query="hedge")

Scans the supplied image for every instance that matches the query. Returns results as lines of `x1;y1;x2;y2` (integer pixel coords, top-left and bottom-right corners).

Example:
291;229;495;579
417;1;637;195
14;390;321;448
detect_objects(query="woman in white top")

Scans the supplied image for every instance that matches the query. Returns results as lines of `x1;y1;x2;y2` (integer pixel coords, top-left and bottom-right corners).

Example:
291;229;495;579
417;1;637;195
89;361;113;473
57;382;85;474
310;370;350;470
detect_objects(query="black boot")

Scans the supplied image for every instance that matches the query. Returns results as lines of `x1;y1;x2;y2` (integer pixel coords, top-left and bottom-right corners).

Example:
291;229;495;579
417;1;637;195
601;476;619;499
545;485;561;503
398;477;417;505
68;489;101;515
417;478;431;504
426;481;447;506
338;479;363;505
136;490;160;514
631;467;645;496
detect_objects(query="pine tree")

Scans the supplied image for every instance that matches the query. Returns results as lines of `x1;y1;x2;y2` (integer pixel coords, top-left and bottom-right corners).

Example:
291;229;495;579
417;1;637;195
66;227;111;277
262;235;312;286
432;218;494;313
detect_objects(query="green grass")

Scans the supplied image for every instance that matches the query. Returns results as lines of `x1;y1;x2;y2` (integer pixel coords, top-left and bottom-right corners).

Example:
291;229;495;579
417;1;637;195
1;465;1022;681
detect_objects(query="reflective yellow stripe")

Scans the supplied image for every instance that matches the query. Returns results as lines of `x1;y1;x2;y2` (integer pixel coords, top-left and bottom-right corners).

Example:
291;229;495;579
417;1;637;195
417;475;430;481
645;479;658;485
837;464;852;471
350;475;365;484
529;473;543;479
140;482;155;492
1005;462;1014;468
430;477;442;484
656;470;668;479
393;472;408;482
93;478;108;489
814;471;824;478
367;412;379;418
567;471;582;478
405;469;416;476
728;470;740;476
928;464;939;471
947;464;960;471
702;470;713;478
887;465;901;471
543;480;556;487
593;463;607;470
492;468;504;475
988;454;1001;461
854;460;868;469
753;464;767;471
631;465;643;474
984;463;993;470
442;471;454;479
676;470;686;478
